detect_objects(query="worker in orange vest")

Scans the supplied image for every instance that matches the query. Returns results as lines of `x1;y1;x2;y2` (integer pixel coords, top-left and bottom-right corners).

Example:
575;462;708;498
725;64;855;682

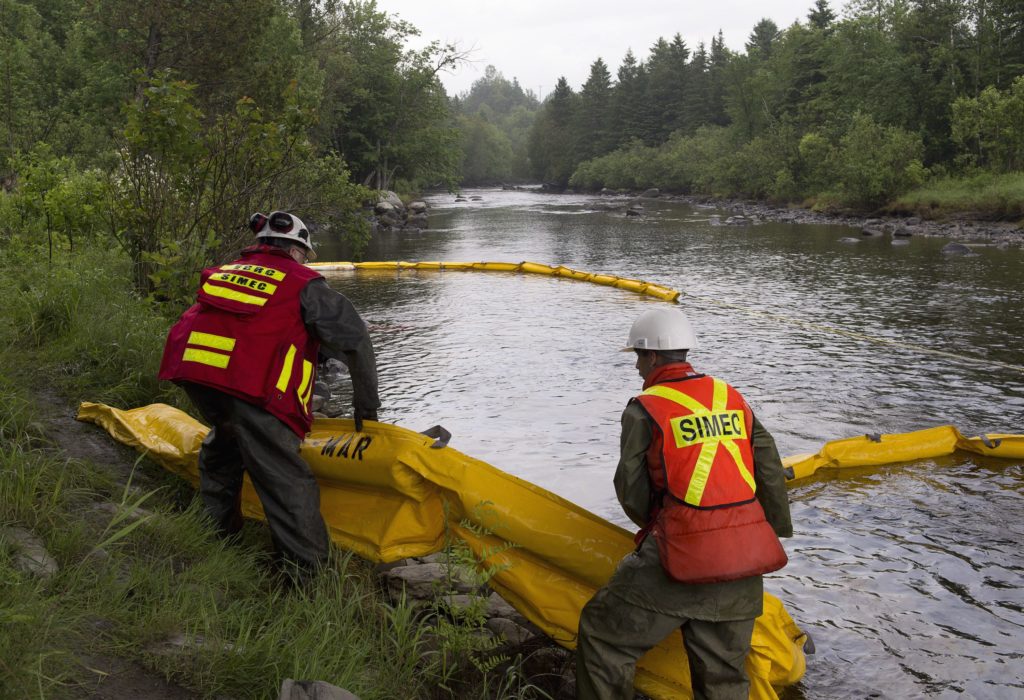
577;308;792;700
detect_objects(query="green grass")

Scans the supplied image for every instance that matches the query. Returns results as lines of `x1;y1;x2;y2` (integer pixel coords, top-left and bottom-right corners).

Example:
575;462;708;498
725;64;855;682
0;404;442;698
0;245;183;410
889;171;1024;221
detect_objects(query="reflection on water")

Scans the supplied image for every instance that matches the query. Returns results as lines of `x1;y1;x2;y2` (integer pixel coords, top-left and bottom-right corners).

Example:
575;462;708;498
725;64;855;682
317;188;1024;698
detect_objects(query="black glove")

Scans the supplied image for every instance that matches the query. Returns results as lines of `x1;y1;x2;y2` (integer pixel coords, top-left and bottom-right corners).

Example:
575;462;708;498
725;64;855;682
353;406;378;433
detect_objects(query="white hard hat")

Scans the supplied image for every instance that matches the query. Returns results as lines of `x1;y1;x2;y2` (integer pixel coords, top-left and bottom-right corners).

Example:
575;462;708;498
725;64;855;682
250;210;315;258
623;308;697;351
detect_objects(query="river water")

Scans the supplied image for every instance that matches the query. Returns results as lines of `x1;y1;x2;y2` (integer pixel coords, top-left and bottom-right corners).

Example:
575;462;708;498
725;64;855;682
317;188;1024;699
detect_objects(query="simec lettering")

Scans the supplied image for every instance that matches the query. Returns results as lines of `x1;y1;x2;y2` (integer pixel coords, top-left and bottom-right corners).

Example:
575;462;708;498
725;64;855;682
670;410;746;448
320;434;373;460
211;272;274;294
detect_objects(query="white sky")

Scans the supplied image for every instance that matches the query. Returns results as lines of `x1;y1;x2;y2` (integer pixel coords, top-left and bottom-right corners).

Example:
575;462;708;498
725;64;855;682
375;0;838;99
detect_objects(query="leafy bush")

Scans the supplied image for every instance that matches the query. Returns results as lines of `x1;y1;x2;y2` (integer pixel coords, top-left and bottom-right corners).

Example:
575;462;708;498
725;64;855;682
109;72;370;304
831;113;925;209
952;75;1024;173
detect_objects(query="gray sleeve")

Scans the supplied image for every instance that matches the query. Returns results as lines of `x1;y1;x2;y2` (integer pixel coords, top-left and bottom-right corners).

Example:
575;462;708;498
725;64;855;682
613;401;654;529
300;278;380;412
750;413;793;538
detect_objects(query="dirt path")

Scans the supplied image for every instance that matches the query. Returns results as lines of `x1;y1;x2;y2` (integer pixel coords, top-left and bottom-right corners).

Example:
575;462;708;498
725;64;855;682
39;389;199;700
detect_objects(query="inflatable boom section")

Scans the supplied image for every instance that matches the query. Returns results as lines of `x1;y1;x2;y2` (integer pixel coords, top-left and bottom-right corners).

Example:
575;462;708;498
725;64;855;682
77;402;805;700
782;426;1024;482
308;260;681;302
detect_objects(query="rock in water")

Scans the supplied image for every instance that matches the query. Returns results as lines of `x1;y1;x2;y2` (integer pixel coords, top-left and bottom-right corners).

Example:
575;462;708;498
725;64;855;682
941;242;973;255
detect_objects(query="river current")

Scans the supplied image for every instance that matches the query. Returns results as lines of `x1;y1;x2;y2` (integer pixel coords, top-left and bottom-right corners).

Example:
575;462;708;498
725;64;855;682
317;188;1023;699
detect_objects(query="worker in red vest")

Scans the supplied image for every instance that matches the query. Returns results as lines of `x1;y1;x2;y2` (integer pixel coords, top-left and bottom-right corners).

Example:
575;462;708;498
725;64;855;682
576;308;792;700
159;210;379;578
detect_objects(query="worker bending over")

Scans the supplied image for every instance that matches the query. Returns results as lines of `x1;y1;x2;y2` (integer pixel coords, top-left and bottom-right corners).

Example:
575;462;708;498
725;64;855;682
577;308;792;700
159;210;379;577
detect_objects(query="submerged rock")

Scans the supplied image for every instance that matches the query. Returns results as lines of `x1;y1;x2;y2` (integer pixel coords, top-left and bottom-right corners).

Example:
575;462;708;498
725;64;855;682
942;242;974;255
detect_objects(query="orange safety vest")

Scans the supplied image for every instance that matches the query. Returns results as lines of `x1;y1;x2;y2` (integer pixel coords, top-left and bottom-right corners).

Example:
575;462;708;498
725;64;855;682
158;245;322;437
634;363;787;584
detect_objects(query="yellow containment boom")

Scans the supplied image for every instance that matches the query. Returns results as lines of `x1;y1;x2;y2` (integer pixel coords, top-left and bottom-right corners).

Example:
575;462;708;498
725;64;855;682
783;426;1024;483
307;260;682;302
77;402;805;700
74;402;1024;699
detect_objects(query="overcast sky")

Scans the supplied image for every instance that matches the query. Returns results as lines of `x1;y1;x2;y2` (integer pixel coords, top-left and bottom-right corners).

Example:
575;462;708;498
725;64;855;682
374;0;842;99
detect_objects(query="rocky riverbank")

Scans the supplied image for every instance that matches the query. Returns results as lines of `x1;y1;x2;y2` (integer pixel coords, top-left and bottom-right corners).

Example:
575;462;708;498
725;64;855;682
678;193;1023;247
587;187;1024;248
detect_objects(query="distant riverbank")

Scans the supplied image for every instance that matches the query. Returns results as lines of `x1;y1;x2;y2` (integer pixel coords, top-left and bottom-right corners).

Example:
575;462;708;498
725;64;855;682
514;182;1024;248
668;193;1024;247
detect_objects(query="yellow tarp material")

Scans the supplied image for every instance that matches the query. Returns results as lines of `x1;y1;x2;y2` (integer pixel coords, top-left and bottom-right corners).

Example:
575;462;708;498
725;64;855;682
77;402;805;700
783;425;1024;483
307;260;681;302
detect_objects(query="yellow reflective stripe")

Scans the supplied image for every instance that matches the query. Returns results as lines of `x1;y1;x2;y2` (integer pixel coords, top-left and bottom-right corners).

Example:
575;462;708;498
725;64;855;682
297;359;313;409
220;263;286;281
711;378;728;411
186;331;235;351
643;384;707;413
722;439;757;493
209;272;278;295
276;345;297;392
683;442;718;505
202;282;268;307
712;378;756;493
182;348;230;369
648;379;754;504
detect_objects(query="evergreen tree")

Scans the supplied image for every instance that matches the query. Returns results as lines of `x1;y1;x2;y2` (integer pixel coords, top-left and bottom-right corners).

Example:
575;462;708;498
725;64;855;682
746;18;780;61
643;35;690;141
808;0;837;30
708;31;731;126
682;41;712;130
576;58;614;160
528;76;578;186
610;49;649;145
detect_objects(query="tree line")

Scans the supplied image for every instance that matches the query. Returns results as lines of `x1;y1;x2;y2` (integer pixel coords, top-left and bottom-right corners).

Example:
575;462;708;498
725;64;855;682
1;0;467;302
523;0;1024;210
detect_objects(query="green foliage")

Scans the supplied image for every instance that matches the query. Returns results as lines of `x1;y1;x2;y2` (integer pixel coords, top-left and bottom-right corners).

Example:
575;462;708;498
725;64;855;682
831;112;925;208
311;1;464;192
458;113;514;184
0;245;180;408
453;66;540;185
7;144;106;258
110;71;369;303
545;0;1021;216
952;75;1024;172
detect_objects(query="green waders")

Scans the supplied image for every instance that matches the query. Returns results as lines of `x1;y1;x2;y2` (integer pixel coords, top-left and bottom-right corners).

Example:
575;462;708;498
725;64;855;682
184;383;330;573
576;538;760;700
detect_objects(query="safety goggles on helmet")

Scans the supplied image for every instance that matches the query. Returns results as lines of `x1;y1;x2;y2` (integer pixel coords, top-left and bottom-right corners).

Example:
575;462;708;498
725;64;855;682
249;210;315;258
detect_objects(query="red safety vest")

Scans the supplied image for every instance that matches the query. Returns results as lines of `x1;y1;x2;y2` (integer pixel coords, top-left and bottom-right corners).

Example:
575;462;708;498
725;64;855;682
158;245;322;437
634;363;787;584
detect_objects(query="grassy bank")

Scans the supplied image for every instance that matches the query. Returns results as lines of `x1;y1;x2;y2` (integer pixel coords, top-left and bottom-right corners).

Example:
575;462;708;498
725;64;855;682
888;172;1024;221
0;245;546;698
